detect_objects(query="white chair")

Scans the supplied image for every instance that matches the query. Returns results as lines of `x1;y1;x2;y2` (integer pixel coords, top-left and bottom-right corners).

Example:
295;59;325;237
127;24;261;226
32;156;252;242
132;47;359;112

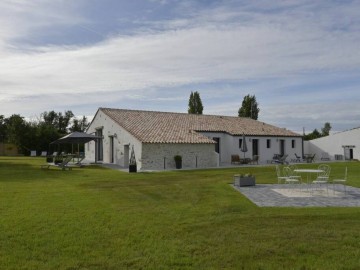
288;164;302;182
276;165;288;184
333;167;348;194
30;150;37;157
316;164;331;181
283;167;300;185
312;164;331;195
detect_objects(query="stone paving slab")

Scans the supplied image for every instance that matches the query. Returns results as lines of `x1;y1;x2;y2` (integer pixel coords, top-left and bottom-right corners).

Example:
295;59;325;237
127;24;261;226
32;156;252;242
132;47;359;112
233;184;360;207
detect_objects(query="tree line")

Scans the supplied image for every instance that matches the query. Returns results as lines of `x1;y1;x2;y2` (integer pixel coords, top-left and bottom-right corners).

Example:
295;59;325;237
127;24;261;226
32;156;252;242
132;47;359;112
0;93;331;155
0;111;89;155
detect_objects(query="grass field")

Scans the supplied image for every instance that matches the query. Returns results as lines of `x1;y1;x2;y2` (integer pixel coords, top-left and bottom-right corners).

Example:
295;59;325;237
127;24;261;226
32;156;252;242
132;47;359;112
0;157;360;269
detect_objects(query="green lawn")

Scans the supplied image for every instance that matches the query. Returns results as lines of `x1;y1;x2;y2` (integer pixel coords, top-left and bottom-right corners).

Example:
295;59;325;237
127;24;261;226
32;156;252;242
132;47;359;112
0;157;359;269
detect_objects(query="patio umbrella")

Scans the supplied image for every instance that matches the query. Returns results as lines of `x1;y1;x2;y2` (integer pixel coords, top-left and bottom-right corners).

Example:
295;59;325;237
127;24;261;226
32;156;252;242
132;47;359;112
240;133;248;159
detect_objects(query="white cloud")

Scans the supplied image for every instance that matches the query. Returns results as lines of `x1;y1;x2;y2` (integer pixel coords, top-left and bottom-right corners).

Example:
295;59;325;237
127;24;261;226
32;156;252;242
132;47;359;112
0;0;359;132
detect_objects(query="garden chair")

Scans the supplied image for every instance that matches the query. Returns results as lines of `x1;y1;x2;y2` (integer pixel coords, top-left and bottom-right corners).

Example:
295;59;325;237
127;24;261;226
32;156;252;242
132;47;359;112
275;165;289;184
231;155;241;164
283;167;301;185
294;153;303;162
288;164;302;182
272;154;288;164
312;164;331;195
316;164;331;181
278;154;288;165
305;154;316;163
333;167;348;194
249;155;259;165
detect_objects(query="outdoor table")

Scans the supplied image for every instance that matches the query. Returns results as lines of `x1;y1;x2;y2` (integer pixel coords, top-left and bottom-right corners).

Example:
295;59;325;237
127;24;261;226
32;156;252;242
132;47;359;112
294;169;323;184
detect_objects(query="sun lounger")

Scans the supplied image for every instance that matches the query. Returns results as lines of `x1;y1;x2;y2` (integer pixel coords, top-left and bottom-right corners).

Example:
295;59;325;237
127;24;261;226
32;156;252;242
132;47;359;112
41;155;75;170
74;155;86;167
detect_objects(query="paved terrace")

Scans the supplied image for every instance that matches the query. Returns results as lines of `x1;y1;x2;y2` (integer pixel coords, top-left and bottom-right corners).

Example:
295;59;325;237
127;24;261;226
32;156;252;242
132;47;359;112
233;184;360;207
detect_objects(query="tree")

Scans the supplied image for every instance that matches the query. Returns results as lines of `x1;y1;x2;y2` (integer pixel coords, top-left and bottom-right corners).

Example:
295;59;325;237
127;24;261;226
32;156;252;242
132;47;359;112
188;91;204;114
0;110;89;155
303;128;322;141
238;94;260;120
40;110;74;134
0;115;6;142
321;122;332;136
303;122;332;141
58;110;74;134
69;116;89;132
4;114;31;153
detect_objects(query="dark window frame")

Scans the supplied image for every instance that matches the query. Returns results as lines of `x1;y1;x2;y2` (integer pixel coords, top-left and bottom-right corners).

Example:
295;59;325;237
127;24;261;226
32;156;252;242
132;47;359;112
267;139;271;148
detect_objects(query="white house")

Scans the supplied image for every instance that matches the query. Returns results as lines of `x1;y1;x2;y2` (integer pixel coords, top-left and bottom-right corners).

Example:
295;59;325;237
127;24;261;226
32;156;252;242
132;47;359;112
85;108;302;170
304;127;360;161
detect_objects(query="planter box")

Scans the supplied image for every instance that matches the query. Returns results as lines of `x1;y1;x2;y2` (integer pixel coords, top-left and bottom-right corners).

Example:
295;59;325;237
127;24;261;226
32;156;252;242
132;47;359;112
129;164;137;173
233;175;256;187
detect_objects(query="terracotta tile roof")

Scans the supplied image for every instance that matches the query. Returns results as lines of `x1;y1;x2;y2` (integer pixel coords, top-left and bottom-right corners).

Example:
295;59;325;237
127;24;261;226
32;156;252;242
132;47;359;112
100;108;301;144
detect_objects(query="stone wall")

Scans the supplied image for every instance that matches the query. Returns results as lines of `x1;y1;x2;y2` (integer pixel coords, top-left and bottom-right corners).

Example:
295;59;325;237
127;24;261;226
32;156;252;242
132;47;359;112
0;143;19;156
141;143;218;170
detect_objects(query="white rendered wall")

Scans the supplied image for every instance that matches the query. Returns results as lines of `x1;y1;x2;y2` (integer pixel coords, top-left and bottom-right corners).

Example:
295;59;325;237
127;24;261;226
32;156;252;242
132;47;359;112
305;128;360;160
199;132;302;164
86;110;142;168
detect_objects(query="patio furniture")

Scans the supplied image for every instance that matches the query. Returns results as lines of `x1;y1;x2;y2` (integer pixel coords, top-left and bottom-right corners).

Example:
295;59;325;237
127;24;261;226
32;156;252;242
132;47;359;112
249;155;259;165
41;154;76;171
294;168;324;186
316;164;331;182
40;151;47;157
30;150;37;157
272;154;288;164
231;155;241;164
288;164;302;182
283;167;301;185
304;154;315;163
73;154;86;167
46;151;58;163
333;167;348;194
294;153;303;162
279;154;288;164
275;165;289;184
312;164;331;195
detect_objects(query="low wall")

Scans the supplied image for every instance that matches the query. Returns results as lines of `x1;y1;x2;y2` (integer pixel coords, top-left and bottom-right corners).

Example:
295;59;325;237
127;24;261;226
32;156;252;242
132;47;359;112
0;143;19;156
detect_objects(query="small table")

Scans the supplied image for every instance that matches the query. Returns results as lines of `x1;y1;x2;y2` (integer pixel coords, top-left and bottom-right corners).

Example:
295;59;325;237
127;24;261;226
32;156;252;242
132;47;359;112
294;169;323;184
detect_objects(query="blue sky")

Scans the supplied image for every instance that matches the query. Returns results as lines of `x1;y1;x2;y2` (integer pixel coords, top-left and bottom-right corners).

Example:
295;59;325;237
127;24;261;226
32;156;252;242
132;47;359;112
1;0;360;133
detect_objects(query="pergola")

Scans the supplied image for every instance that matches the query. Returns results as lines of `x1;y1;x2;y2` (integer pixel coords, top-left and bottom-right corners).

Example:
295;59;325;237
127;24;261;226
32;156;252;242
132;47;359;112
50;132;102;161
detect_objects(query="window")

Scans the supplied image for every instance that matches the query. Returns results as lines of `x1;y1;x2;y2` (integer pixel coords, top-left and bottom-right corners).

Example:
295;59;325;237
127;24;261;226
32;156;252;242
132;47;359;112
267;139;271;148
239;139;242;148
213;137;220;153
292;140;296;148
